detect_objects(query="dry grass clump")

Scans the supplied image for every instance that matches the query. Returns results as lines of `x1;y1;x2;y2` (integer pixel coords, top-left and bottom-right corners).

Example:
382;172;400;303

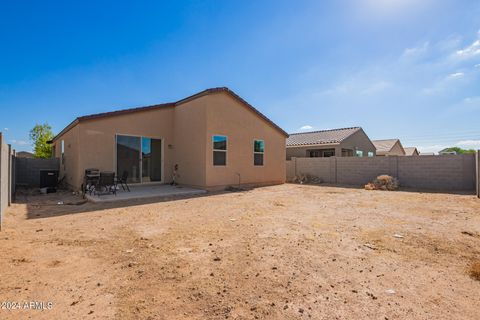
365;175;399;191
291;173;323;184
469;261;480;281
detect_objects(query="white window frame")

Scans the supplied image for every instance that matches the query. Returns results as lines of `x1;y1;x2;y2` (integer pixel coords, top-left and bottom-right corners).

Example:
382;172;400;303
61;140;65;165
253;139;265;166
212;135;228;166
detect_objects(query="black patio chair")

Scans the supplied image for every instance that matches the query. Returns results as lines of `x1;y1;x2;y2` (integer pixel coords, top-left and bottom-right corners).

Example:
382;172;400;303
96;171;117;196
117;171;130;192
82;168;100;198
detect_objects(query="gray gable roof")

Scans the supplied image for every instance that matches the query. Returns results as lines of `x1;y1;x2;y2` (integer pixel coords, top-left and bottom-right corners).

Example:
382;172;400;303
286;127;361;147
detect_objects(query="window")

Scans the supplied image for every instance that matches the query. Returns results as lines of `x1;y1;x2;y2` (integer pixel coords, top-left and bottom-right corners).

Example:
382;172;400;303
355;150;363;157
254;140;264;166
213;135;227;166
368;151;374;157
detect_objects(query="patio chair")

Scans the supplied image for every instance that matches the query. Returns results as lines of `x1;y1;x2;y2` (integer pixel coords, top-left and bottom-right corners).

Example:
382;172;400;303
117;171;130;192
82;168;100;198
96;171;117;196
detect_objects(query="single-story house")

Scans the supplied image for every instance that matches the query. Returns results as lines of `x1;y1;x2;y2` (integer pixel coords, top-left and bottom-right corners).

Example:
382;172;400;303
372;139;406;156
404;147;419;156
438;148;457;155
51;87;288;191
286;127;376;160
16;151;34;158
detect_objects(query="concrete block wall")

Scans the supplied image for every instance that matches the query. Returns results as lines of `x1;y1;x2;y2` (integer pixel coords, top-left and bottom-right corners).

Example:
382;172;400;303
15;158;60;188
336;157;390;185
476;152;480;198
287;154;477;192
398;155;474;190
293;157;333;183
0;133;10;230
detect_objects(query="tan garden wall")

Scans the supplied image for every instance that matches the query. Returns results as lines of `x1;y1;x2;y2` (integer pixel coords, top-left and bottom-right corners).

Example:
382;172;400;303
287;154;477;192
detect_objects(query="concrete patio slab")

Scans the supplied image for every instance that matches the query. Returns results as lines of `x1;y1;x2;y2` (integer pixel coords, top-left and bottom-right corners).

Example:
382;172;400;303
85;184;206;203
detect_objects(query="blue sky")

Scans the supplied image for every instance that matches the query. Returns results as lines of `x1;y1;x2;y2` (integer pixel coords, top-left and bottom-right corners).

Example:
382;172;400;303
1;0;479;153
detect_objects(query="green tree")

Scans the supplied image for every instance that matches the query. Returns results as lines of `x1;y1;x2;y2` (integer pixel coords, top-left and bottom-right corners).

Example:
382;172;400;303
29;124;54;158
442;147;476;154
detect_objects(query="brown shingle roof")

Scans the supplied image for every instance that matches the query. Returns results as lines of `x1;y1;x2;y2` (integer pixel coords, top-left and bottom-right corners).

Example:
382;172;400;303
372;139;400;153
286;127;361;147
52;87;287;142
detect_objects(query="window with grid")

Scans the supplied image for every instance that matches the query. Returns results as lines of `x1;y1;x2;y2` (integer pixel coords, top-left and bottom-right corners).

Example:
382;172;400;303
254;139;264;166
213;135;227;166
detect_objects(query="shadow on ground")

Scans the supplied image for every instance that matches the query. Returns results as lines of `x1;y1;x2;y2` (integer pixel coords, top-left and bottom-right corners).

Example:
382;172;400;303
290;182;476;195
15;188;243;220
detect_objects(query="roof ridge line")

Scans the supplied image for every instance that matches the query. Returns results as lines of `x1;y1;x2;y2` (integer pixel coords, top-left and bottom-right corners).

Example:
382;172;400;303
289;127;361;135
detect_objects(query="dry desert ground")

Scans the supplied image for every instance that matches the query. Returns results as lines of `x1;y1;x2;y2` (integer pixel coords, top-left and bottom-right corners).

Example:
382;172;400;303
0;184;479;320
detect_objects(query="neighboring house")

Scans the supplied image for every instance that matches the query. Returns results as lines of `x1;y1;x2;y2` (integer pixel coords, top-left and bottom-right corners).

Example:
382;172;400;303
404;147;419;156
372;139;406;156
438;148;457;155
16;151;34;158
51;87;288;191
420;152;435;156
286;127;376;160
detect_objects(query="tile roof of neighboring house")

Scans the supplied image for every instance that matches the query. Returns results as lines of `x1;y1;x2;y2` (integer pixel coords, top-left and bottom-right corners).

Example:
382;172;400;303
52;87;288;142
286;127;361;147
404;147;418;156
372;139;400;153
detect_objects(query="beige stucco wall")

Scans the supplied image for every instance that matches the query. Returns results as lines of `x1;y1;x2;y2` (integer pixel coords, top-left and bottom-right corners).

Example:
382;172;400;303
202;93;286;189
54;107;175;190
53;91;286;190
53;124;80;188
173;96;208;187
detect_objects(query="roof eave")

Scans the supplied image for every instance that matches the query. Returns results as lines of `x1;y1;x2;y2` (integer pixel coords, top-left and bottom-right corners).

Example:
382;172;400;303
286;142;340;148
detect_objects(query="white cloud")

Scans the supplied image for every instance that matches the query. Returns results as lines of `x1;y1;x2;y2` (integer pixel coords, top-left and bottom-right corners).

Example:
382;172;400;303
401;42;429;60
3;128;8;131
448;72;464;78
455;39;480;59
10;139;29;146
298;125;314;131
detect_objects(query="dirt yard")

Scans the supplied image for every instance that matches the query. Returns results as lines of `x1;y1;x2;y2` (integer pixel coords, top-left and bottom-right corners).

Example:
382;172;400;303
0;184;479;320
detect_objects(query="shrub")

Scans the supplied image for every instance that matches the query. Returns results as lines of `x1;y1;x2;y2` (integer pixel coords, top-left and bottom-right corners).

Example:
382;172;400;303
291;173;322;184
469;261;480;281
365;175;399;191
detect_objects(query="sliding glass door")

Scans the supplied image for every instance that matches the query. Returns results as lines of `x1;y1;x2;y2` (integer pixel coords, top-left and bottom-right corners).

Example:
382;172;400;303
116;135;162;183
141;137;162;182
